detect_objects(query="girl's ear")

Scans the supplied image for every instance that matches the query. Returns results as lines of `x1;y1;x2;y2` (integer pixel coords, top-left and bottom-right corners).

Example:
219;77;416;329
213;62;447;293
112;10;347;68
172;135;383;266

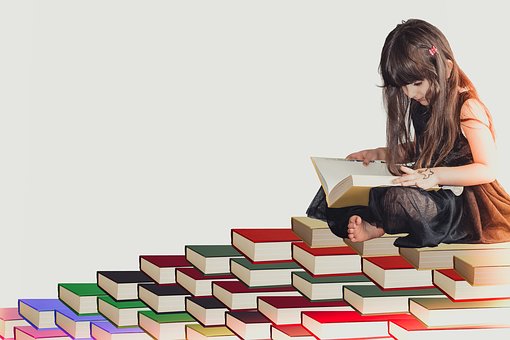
447;59;453;78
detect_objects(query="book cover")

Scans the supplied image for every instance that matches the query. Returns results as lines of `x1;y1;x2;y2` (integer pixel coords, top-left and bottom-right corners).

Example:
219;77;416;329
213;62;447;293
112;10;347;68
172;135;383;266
96;271;153;301
55;308;105;339
270;324;315;339
399;242;510;270
138;310;196;340
137;283;191;313
90;321;151;340
231;228;301;262
185;324;237;339
14;326;69;340
291;271;372;301
97;296;149;327
292;242;361;276
257;295;352;325
389;317;510;339
57;283;107;315
301;311;414;340
212;280;299;310
362;255;433;289
175;267;236;297
342;284;443;314
18;299;73;329
0;308;29;339
409;297;510;327
185;245;243;275
291;216;346;248
433;269;510;300
343;234;401;257
453;253;510;286
225;310;271;339
230;258;303;287
139;255;192;284
310;157;397;208
185;296;229;327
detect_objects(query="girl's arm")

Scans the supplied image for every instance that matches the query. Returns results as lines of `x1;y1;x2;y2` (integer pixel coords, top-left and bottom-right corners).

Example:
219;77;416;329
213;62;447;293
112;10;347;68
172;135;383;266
395;99;498;188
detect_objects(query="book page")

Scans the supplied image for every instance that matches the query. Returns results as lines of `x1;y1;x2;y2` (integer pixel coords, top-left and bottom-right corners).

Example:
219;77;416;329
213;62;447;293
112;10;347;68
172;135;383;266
311;157;392;193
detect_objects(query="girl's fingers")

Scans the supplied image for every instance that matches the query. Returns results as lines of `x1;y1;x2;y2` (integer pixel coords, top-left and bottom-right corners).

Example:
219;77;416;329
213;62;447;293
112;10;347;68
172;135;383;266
400;165;415;174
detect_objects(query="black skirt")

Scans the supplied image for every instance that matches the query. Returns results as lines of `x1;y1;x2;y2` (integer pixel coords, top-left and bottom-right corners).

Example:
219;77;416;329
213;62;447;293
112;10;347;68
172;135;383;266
306;186;475;248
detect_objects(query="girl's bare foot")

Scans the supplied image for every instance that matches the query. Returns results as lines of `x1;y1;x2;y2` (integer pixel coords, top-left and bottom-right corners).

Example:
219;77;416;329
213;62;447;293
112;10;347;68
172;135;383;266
347;215;385;242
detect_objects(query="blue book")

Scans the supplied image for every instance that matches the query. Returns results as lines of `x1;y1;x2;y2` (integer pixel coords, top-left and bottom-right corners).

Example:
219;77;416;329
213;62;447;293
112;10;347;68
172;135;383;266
91;321;152;340
18;299;72;329
55;307;105;339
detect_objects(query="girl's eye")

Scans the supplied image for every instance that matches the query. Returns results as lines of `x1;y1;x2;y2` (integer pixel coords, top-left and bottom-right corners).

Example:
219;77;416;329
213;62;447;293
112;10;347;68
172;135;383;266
413;81;423;86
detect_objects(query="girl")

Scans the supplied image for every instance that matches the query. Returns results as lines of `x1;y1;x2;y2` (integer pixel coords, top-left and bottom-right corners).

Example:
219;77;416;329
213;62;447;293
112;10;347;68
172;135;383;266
307;19;510;248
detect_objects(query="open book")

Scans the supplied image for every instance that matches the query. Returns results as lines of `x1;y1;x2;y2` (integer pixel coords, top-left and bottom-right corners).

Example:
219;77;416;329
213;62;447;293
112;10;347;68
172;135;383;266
311;156;462;209
311;157;397;208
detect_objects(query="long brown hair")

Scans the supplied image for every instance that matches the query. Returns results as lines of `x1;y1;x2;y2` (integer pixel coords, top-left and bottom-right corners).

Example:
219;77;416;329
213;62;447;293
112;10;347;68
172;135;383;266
379;19;479;174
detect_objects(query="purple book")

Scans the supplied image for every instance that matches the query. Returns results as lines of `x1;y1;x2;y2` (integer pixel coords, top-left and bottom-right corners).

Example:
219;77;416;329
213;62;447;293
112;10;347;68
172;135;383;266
18;299;73;329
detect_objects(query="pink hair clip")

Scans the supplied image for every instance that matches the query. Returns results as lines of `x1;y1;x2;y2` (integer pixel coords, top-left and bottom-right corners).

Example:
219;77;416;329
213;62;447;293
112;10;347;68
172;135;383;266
429;45;438;56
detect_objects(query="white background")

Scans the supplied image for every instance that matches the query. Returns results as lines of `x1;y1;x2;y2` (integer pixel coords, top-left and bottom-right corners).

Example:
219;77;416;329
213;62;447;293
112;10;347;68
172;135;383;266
1;1;509;306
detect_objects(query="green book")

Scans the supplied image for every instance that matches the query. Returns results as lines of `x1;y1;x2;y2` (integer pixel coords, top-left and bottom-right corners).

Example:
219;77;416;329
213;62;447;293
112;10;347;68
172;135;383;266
292;272;372;301
58;283;107;314
139;310;195;323
97;296;149;327
343;284;443;314
185;245;243;275
230;258;303;287
139;311;196;339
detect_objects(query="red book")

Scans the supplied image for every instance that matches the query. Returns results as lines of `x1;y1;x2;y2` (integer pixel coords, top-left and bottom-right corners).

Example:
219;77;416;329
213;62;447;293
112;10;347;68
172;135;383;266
362;255;433;289
270;324;315;339
175;267;236;297
257;295;352;325
13;326;69;340
225;311;272;339
139;255;192;284
389;317;510;339
302;311;414;339
433;269;510;300
292;242;361;276
212;280;300;310
231;228;301;262
0;308;29;340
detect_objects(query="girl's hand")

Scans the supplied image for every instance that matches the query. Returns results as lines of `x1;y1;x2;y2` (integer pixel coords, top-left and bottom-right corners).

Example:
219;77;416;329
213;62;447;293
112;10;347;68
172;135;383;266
346;148;385;166
393;166;439;190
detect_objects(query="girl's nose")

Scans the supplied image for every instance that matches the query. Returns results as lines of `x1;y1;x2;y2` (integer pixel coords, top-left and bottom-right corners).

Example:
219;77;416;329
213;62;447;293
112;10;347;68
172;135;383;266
403;85;415;99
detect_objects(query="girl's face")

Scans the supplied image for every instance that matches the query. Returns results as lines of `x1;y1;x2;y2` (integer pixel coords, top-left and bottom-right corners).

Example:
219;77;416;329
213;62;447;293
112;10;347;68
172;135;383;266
402;79;430;106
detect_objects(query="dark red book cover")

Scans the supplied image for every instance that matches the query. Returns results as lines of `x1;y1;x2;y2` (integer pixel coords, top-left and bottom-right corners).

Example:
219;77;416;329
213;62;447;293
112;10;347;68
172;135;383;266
139;255;191;268
258;295;349;309
176;267;234;280
213;280;296;294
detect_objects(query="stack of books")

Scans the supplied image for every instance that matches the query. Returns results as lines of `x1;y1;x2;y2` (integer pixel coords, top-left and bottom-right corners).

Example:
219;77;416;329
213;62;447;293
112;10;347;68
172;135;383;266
4;217;510;339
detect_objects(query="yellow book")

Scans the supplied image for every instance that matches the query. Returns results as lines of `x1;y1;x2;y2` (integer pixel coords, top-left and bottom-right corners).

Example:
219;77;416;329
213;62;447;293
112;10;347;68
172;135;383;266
291;216;345;248
399;242;510;270
454;253;510;286
185;324;237;339
409;297;510;327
